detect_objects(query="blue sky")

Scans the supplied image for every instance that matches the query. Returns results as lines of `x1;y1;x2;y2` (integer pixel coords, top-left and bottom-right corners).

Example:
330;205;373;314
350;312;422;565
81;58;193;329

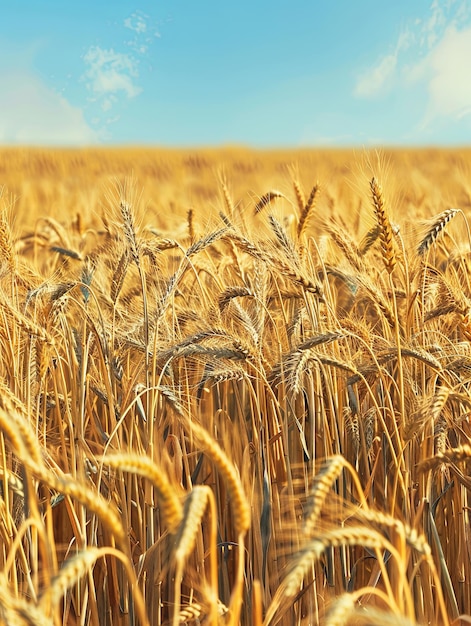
1;0;471;146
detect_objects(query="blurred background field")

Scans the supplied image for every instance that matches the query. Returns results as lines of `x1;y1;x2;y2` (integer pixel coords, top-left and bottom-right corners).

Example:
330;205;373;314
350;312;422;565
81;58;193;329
2;147;471;235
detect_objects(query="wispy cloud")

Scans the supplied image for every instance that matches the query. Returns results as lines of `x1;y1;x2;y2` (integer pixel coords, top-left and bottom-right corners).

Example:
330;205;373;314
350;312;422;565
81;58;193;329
354;0;471;132
124;12;148;35
0;69;98;145
124;10;160;55
83;46;141;112
354;30;413;98
354;53;398;98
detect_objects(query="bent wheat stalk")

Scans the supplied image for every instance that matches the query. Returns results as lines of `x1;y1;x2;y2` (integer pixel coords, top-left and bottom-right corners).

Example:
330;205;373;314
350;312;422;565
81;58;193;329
39;546;149;626
103;453;184;534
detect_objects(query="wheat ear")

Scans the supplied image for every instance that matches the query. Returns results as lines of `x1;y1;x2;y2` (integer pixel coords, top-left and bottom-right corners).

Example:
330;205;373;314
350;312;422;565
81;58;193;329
219;171;235;215
370;177;396;273
292;177;305;213
174;485;210;564
0;414;127;552
39;547;104;612
418;208;458;256
304;455;345;535
173;486;213;626
326;589;415;626
0;406;41;465
349;606;418;625
264;526;396;626
254;190;285;214
0;299;55;346
268;214;298;262
120;201;141;268
297;182;319;239
0;578;53;626
419;444;471;472
110;248;130;304
33;464;126;545
0;207;16;275
324;593;356;626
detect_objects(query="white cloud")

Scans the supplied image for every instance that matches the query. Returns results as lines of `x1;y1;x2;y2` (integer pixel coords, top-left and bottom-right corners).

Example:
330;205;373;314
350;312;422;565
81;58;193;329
0;70;98;145
354;0;471;132
83;46;141;111
80;12;160;129
354;27;411;98
422;25;471;123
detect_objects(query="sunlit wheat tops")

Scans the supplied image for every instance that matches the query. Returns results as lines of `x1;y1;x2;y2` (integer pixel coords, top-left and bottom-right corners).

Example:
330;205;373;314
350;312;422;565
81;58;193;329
2;147;471;626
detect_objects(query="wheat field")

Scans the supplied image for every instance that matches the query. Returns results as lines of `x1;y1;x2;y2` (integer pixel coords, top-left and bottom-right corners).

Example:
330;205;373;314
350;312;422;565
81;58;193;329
1;146;471;626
